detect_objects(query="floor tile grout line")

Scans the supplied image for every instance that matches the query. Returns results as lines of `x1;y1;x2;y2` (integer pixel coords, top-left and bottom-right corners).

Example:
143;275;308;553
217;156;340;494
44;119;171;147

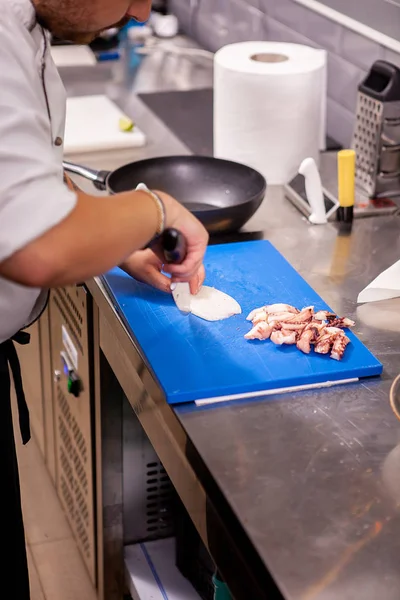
27;545;47;600
28;534;75;547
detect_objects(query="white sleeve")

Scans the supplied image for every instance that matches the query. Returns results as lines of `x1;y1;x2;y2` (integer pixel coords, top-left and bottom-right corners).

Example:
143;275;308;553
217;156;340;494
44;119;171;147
0;23;77;262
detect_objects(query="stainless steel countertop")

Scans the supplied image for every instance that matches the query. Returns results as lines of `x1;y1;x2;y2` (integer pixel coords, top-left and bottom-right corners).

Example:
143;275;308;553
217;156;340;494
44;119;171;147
62;44;400;599
177;201;400;600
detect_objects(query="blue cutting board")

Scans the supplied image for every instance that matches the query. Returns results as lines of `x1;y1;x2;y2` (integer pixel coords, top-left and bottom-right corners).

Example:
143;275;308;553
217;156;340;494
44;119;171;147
102;240;382;404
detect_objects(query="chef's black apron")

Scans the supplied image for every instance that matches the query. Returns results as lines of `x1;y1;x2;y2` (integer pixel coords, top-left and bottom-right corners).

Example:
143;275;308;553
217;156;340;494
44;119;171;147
0;330;31;599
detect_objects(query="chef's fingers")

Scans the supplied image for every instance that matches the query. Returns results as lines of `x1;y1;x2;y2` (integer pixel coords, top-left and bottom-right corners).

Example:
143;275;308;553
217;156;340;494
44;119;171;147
133;260;171;292
164;263;201;283
148;271;171;293
148;243;199;284
163;245;204;279
188;264;205;295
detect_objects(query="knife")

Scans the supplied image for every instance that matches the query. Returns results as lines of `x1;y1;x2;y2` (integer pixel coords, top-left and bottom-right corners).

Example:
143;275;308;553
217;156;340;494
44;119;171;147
162;229;191;314
135;183;191;313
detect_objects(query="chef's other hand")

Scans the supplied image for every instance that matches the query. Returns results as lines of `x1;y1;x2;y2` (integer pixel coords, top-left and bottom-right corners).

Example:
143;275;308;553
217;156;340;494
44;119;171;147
153;190;209;282
121;249;205;294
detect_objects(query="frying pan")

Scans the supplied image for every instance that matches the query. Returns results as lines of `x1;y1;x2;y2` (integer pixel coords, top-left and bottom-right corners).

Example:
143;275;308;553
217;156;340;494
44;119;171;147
63;155;267;234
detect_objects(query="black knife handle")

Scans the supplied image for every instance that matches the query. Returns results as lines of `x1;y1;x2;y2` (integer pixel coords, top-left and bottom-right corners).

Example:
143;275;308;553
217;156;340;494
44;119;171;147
162;228;187;265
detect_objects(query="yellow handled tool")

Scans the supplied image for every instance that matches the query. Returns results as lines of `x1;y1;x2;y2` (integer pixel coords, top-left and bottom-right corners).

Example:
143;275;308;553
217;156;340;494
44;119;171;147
337;149;356;223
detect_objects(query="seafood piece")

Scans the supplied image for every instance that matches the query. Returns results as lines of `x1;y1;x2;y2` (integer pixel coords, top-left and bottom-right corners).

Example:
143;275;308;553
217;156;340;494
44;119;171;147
324;326;343;336
264;303;298;315
306;321;326;335
314;310;336;321
314;338;331;355
271;329;297;345
244;303;354;360
314;327;342;355
278;322;307;331
246;307;266;322
313;311;355;329
331;332;350;361
296;326;320;354
244;322;274;340
267;312;301;324
252;311;268;324
284;306;314;324
247;303;298;323
329;317;355;329
190;286;241;321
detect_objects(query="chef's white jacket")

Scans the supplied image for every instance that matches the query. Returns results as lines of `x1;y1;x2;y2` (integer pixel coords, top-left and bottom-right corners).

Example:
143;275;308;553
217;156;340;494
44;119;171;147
0;0;77;342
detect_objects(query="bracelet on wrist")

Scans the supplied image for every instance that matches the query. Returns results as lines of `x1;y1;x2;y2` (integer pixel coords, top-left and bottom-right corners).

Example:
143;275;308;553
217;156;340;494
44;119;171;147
145;189;165;236
136;183;166;248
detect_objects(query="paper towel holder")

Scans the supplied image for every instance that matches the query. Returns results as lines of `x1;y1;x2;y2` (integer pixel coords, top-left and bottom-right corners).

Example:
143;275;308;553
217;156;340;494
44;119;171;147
250;53;289;64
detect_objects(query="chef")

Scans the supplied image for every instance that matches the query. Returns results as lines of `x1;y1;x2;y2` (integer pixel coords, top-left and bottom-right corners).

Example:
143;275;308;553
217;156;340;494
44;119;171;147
0;0;208;596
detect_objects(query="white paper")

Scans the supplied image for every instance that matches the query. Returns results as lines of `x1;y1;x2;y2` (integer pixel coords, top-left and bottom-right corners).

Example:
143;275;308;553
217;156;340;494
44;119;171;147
213;42;327;185
125;539;200;600
357;260;400;304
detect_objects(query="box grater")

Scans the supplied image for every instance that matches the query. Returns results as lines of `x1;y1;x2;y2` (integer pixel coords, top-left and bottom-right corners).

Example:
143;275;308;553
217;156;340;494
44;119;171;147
352;60;400;198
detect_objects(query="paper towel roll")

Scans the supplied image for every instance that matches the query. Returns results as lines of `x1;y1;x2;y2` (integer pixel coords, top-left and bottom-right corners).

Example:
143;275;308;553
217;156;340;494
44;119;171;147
213;42;327;185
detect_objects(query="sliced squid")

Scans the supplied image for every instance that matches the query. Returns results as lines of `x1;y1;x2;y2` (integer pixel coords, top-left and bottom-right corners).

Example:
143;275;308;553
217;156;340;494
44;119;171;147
244;302;354;360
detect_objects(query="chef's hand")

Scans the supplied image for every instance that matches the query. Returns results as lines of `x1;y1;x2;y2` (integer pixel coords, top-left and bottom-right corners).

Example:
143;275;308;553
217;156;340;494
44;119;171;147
121;249;205;294
153;190;209;283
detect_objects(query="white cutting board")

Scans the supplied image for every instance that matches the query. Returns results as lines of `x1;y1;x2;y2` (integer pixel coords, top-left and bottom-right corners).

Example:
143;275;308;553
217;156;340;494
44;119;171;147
64;95;146;155
51;45;97;67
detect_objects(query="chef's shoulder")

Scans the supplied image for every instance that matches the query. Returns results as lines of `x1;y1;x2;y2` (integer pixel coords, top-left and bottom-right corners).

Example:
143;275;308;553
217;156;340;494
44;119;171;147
0;3;77;269
0;1;42;82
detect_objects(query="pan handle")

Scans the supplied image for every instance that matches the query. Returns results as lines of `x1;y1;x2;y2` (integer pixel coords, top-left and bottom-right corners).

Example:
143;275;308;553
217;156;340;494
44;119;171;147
62;161;110;191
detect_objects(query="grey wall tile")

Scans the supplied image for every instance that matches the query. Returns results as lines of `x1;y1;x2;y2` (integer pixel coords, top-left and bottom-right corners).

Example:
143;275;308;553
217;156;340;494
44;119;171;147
194;21;229;53
327;53;366;113
196;0;265;50
265;16;317;47
384;48;400;69
327;97;355;148
195;0;231;51
245;0;262;9
223;0;266;44
304;11;342;53
259;0;276;15
272;0;310;37
341;27;384;71
169;0;194;36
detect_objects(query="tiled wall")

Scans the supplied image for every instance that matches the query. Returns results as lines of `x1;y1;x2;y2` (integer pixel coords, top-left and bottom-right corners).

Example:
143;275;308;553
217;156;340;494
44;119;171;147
169;0;400;148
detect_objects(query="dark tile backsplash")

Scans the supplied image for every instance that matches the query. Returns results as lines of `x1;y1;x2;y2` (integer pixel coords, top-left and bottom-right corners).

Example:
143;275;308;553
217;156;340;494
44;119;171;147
169;0;400;148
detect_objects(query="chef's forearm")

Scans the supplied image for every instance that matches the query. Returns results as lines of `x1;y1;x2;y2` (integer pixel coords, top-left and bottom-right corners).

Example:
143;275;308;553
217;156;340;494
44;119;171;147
0;189;160;287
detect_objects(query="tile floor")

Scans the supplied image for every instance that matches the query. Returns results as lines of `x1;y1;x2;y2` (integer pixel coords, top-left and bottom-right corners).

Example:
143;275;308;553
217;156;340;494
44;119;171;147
14;400;98;600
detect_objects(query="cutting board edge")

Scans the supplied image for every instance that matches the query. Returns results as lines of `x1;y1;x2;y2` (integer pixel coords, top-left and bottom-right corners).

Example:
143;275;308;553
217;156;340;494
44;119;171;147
164;364;383;405
102;240;384;406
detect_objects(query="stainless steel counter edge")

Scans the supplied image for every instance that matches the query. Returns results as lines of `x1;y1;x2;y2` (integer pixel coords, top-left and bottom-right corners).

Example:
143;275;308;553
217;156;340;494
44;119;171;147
87;276;284;599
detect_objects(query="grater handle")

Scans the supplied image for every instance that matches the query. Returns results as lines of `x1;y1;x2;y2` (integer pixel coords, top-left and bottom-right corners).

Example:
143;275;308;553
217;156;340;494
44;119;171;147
359;60;400;102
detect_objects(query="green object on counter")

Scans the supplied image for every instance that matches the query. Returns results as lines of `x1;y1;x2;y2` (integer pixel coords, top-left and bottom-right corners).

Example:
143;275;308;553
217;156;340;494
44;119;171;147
213;574;233;600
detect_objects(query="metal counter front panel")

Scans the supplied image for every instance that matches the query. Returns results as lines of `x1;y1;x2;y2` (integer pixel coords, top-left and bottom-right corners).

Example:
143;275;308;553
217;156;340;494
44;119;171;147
102;240;382;404
49;287;96;585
